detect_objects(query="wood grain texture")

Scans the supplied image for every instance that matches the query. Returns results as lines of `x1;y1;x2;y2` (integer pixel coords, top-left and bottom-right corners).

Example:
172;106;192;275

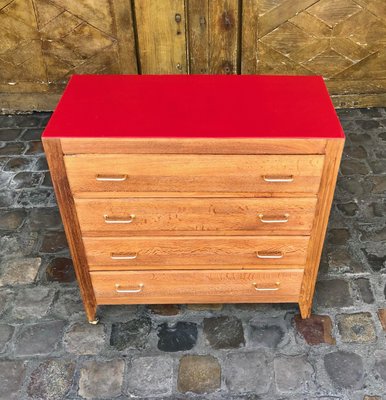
64;154;324;195
83;236;309;269
42;138;97;322
91;269;304;304
60;138;327;155
134;0;187;74
2;0;386;110
75;197;317;236
299;138;344;318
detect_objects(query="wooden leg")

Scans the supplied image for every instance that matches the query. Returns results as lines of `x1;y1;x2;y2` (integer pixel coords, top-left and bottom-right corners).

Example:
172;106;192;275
43;138;98;326
299;300;312;319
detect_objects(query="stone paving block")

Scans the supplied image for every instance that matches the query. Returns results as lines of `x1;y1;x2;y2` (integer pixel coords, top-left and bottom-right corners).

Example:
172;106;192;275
41;172;52;187
49;288;84;320
0;190;18;207
10;172;42;189
355;278;374;304
371;176;386;194
12;114;41;127
363;396;382;400
27;359;75;400
25;141;44;155
203;316;245;349
324;351;364;389
374;351;386;382
22;128;43;140
127;356;173;397
337;312;377;343
224;350;272;394
1;231;39;256
178;355;221;394
360;225;386;242
14;320;66;356
327;228;350;245
17;189;55;208
0;115;18;127
0;257;41;286
11;286;55;320
35;156;48;171
0;360;27;399
315;279;353;308
361;248;386;272
0;209;26;230
248;315;289;348
274;355;314;394
327;247;364;273
0;142;25;155
147;304;181;316
377;309;386;330
336;201;359;216
341;159;371;175
187;304;223;311
64;322;106;355
0;323;15;352
158;321;198;352
110;317;151;351
78;359;125;399
45;257;76;283
294;314;335;345
4;157;35;172
39;231;68;253
0;128;22;140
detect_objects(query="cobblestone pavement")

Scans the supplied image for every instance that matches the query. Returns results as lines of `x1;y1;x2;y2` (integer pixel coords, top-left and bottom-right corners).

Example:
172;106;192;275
0;109;385;400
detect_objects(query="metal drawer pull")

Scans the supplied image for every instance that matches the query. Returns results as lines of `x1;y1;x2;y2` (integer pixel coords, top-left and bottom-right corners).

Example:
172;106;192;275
96;174;127;181
104;214;135;224
256;251;284;259
263;175;294;182
253;281;280;291
115;283;143;293
258;214;289;223
111;253;137;260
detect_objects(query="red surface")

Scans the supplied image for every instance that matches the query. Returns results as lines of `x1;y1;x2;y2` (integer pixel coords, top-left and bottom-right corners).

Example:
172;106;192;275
43;75;344;139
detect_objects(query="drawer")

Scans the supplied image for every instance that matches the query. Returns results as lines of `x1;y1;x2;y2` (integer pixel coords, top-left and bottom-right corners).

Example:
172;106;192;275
91;269;304;304
83;236;309;270
76;197;317;236
64;154;324;196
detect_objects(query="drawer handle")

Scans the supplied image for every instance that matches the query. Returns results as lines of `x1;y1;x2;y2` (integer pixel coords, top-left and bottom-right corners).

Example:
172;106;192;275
258;213;289;223
111;252;138;260
115;283;144;293
263;175;294;182
96;174;127;182
252;281;280;291
104;214;135;224
256;251;284;259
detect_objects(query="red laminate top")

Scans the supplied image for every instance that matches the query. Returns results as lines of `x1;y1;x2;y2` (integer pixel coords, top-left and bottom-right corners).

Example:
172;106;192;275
43;74;344;139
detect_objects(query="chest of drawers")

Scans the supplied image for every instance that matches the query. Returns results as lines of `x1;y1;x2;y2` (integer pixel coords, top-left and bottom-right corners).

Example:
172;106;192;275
43;75;344;323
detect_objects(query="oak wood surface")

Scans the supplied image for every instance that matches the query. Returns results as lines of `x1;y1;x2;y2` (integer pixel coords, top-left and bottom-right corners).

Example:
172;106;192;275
83;236;309;269
60;138;327;155
75;197;317;236
299;138;344;318
64;154;324;195
42;138;97;322
91;269;304;304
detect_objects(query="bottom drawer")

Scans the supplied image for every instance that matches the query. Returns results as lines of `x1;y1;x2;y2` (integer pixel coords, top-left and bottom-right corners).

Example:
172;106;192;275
91;269;304;304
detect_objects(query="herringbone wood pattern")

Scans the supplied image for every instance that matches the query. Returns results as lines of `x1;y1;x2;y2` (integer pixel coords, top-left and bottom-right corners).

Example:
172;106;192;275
1;0;386;109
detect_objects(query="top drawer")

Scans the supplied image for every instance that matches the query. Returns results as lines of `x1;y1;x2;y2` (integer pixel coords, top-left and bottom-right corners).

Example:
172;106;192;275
64;154;324;196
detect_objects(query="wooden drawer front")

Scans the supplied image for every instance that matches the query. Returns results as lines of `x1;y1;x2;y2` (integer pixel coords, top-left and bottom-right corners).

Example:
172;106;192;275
65;154;324;195
76;197;317;236
91;269;304;304
84;236;309;270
